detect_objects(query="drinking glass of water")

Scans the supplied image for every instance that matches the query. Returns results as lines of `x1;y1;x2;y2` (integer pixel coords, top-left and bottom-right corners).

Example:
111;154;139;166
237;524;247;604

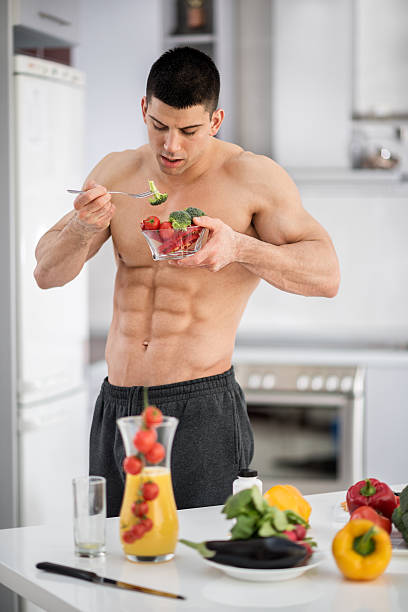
72;476;106;557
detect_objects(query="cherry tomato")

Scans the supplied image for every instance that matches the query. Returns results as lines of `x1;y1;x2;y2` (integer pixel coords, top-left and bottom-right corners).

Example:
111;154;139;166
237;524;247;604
142;481;159;501
123;455;143;475
140;517;153;532
145;442;165;464
143;405;163;428
122;529;137;544
133;428;157;454
131;500;149;517
159;221;174;242
131;523;146;539
142;215;160;230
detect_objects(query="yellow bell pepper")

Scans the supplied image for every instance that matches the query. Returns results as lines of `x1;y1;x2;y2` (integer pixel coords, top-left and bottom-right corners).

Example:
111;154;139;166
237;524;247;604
263;484;311;521
332;518;392;581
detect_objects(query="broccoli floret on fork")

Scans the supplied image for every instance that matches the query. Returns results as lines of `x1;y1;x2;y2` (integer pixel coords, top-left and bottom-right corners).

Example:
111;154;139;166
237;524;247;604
148;180;168;205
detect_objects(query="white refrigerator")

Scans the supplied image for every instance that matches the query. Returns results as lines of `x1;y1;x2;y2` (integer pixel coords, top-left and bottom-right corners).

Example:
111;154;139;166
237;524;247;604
14;55;90;532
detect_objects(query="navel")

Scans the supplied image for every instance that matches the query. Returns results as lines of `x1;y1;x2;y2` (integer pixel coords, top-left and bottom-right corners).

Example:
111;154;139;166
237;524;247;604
142;341;149;349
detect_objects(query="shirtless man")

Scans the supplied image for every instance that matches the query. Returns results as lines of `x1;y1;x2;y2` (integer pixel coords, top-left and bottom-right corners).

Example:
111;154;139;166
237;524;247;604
34;47;340;516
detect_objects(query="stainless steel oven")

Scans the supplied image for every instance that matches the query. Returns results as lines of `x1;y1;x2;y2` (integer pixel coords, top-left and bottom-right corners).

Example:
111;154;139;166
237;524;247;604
234;363;365;494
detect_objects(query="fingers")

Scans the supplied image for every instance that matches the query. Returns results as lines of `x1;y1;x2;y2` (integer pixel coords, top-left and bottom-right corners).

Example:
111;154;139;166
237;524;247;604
72;179;115;231
193;215;220;229
74;185;109;211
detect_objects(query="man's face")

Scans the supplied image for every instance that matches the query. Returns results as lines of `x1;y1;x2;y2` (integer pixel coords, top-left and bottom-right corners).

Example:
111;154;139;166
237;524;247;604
141;96;223;175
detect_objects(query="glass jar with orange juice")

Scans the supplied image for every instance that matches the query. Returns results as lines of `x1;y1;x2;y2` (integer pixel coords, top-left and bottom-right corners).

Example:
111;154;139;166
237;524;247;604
117;408;179;563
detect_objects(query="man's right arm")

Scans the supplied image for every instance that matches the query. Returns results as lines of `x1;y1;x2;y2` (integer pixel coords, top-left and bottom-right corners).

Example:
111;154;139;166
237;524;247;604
34;178;115;289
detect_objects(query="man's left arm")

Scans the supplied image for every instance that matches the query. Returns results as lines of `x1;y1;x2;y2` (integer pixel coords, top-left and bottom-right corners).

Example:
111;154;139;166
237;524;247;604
170;162;340;298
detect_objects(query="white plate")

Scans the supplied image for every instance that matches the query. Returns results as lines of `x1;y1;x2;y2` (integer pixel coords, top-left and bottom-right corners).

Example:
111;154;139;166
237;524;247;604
203;551;325;582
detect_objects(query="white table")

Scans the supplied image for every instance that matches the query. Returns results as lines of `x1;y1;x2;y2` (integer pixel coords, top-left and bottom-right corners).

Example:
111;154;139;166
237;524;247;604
0;489;407;611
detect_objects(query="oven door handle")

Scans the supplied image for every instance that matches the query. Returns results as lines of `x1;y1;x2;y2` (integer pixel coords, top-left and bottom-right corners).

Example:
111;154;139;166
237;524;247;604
244;391;349;407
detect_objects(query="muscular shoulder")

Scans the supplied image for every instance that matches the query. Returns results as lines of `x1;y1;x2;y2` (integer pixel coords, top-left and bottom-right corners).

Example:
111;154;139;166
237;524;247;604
85;146;151;189
223;149;299;211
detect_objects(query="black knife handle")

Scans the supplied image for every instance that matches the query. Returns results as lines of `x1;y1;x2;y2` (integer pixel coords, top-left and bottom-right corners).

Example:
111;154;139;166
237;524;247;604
36;562;98;582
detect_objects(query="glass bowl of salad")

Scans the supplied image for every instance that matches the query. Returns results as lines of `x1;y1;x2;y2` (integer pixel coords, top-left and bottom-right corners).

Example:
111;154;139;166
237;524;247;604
141;223;209;261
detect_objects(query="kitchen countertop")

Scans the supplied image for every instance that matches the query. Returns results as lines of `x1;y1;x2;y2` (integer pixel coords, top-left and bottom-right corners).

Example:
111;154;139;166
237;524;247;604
0;488;407;611
287;167;408;198
233;343;408;368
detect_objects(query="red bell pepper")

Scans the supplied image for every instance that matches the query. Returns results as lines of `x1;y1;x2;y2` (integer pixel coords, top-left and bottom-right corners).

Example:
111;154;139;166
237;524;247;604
158;233;183;255
350;505;392;534
346;478;397;519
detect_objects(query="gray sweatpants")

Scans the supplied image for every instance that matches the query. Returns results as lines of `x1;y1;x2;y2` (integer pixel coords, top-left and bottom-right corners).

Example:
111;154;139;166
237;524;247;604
89;367;254;517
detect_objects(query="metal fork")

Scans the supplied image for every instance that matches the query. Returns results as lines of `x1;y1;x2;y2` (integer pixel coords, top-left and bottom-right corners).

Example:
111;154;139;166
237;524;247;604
67;189;154;199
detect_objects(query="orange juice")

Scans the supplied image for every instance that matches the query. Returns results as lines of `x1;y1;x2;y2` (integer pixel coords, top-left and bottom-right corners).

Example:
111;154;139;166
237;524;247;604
119;466;178;560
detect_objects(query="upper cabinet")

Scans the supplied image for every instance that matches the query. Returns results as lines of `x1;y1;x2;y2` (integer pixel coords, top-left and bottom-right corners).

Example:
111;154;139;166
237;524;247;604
13;0;79;47
353;0;408;119
161;0;236;143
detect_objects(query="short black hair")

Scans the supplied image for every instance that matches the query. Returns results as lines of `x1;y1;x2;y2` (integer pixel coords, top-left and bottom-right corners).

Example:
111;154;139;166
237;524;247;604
146;47;220;115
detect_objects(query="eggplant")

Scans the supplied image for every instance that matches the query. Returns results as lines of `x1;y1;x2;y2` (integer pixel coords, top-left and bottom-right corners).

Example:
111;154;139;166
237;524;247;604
179;536;308;569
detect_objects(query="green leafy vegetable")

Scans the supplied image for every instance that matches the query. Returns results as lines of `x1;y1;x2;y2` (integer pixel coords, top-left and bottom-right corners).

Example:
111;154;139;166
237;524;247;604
148;180;168;205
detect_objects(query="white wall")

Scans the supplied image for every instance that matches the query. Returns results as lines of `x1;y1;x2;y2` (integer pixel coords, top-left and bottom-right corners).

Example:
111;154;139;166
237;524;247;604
72;0;162;334
238;188;408;344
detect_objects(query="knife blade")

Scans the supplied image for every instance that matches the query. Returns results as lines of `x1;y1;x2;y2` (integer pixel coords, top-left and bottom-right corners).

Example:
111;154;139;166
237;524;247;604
36;562;186;600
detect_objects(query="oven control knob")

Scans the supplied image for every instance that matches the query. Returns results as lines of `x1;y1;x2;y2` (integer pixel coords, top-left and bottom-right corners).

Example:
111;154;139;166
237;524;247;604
311;375;324;391
296;375;310;391
248;373;262;389
340;376;353;392
262;374;276;389
325;375;339;391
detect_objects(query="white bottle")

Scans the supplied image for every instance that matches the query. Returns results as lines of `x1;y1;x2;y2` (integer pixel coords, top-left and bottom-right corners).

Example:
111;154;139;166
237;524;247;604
233;469;263;495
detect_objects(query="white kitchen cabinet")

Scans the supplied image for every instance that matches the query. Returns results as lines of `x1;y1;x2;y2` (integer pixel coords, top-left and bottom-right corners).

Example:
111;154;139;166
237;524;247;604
161;0;236;143
353;0;408;118
13;0;79;46
365;365;408;484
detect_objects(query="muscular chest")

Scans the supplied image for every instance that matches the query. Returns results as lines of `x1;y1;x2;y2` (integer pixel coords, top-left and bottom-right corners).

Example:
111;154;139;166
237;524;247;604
110;181;254;268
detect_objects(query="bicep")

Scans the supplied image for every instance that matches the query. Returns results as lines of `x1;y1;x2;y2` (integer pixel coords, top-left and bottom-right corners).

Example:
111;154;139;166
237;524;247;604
252;172;330;247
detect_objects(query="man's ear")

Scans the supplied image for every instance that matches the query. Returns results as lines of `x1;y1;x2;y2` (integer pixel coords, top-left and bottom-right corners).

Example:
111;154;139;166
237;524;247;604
141;96;148;123
209;108;224;136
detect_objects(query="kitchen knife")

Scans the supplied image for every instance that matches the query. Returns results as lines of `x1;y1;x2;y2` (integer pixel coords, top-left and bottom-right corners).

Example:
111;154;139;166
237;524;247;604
36;562;186;600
